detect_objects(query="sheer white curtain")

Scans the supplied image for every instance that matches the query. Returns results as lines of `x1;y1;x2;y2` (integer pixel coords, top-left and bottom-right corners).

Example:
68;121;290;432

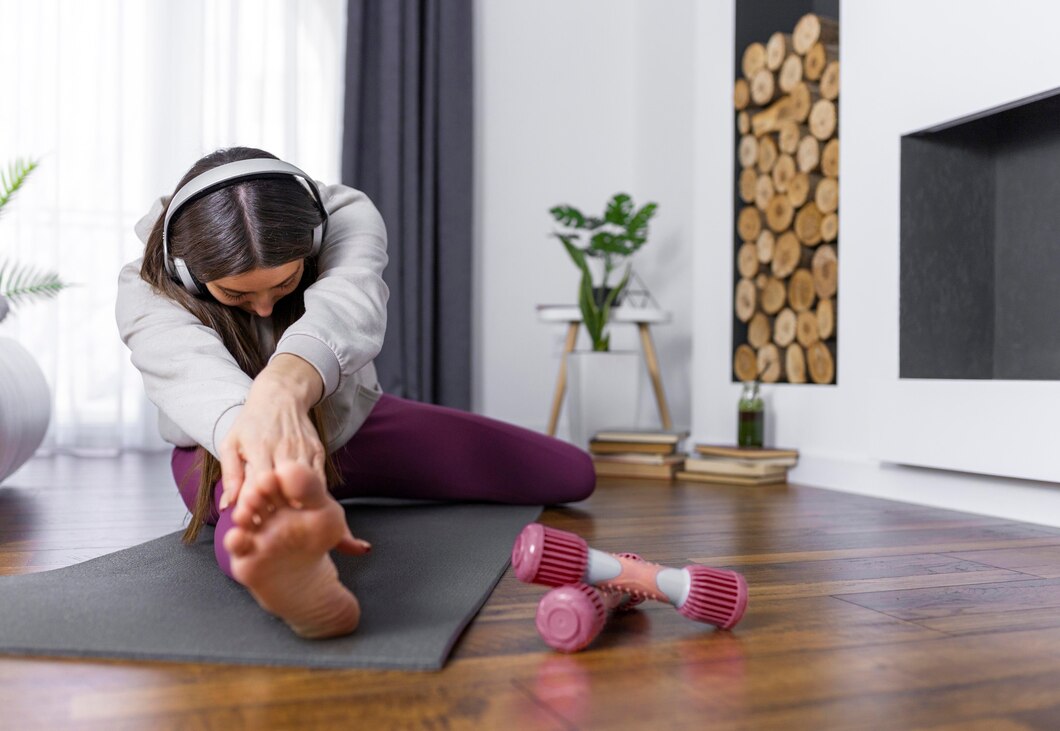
0;0;347;455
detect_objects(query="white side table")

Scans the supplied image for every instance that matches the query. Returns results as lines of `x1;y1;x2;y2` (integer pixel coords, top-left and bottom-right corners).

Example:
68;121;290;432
536;305;673;436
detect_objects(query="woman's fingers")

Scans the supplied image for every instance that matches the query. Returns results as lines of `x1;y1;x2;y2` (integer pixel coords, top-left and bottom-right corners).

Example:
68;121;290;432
311;450;326;481
218;440;245;510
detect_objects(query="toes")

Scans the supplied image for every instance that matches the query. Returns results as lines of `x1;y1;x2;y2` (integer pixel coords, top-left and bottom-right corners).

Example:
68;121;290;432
252;471;285;514
232;472;284;529
275;460;327;508
231;500;253;529
243;488;274;521
224;526;256;557
231;497;262;530
335;529;372;556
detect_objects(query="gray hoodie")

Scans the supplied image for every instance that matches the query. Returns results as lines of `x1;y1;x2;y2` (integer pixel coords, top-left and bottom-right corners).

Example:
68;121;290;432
115;183;388;459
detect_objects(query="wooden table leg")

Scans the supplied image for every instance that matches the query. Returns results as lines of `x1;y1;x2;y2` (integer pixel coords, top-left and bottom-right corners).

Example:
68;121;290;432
547;322;580;436
638;323;673;431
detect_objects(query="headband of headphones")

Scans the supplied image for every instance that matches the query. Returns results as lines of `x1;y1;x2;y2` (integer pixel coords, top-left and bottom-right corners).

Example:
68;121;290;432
162;158;329;296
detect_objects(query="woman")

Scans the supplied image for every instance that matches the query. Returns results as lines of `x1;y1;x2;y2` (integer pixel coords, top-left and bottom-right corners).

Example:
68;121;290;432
116;147;595;639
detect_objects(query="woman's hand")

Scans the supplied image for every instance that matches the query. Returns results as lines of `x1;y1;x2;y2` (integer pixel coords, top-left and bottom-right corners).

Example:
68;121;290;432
217;354;325;511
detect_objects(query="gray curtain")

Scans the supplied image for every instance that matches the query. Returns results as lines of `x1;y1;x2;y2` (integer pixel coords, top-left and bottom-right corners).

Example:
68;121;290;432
341;0;473;409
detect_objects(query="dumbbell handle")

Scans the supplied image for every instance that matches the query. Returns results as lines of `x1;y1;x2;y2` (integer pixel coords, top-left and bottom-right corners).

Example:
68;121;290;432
586;549;690;607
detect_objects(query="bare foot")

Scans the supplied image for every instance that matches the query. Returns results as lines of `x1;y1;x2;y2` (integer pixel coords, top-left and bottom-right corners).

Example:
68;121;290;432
223;461;366;639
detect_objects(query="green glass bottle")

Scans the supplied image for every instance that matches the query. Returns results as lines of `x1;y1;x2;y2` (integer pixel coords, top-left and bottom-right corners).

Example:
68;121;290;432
737;380;764;448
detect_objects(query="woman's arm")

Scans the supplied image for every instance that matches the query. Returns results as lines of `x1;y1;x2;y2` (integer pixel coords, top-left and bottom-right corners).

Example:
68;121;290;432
268;183;389;402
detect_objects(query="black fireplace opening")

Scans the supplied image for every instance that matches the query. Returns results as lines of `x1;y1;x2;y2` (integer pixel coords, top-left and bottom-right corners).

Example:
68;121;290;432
901;86;1060;380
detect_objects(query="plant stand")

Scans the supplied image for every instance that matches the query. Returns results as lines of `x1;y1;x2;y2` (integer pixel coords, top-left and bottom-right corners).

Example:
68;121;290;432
536;305;673;437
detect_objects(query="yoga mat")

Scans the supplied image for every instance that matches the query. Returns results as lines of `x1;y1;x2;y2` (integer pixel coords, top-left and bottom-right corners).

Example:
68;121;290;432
0;501;540;670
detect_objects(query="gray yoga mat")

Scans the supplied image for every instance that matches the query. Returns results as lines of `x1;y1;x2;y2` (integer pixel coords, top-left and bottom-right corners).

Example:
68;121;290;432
0;501;540;670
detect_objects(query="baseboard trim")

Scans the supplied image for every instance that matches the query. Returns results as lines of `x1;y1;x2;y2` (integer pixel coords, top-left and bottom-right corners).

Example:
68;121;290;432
789;454;1060;529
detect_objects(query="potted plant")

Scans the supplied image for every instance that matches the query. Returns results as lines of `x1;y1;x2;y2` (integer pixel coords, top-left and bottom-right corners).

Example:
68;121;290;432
549;193;657;351
0;158;71;483
548;193;658;445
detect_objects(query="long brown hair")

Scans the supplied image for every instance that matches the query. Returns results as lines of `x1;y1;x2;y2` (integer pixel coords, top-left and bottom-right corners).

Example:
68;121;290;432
140;147;342;543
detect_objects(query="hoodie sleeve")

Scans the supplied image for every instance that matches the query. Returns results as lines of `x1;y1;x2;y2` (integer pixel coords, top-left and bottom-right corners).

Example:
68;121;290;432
115;259;253;458
268;183;389;401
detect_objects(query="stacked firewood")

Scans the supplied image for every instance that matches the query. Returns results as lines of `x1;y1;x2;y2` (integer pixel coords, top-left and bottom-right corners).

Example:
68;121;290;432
732;13;838;385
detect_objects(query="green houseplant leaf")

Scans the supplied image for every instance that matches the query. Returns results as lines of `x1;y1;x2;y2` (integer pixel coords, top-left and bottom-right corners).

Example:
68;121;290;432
562;238;632;352
627;202;658;238
0;158;39;218
549;205;587;229
0;261;67;305
0;159;73;321
604;193;633;226
589;231;636;257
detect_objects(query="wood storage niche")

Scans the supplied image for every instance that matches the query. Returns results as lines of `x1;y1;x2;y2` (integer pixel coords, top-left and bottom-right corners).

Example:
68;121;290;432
733;12;839;384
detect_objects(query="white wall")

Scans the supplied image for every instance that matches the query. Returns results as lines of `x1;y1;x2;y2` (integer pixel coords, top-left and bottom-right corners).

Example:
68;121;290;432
473;0;696;436
692;0;1060;527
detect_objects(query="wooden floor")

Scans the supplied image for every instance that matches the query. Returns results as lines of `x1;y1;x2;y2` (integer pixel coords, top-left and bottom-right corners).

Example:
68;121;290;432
4;455;1060;730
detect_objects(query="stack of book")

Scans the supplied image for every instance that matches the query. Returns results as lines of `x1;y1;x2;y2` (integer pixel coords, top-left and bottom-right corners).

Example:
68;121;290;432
588;429;689;480
676;444;799;486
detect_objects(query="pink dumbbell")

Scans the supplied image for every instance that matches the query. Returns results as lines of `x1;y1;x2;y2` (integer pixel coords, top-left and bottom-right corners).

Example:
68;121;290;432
536;580;641;653
512;523;748;630
536;551;645;653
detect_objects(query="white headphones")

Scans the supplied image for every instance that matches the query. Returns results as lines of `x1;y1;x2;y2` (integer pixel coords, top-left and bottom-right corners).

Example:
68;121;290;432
162;158;329;296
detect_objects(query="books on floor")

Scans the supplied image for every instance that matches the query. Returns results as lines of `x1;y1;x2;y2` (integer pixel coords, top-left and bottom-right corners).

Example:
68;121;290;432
592;453;686;479
588;429;689;480
693;444;798;461
675;443;799;486
674;470;788;486
589;429;689;456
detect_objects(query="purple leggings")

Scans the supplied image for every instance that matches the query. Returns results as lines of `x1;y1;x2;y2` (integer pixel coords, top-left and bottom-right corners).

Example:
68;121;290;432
171;393;595;578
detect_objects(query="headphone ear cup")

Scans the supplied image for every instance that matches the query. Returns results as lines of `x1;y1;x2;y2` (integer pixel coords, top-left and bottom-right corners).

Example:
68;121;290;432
172;257;204;296
310;220;325;257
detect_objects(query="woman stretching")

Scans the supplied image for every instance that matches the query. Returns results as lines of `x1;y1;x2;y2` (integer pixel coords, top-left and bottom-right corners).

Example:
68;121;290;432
116;147;594;639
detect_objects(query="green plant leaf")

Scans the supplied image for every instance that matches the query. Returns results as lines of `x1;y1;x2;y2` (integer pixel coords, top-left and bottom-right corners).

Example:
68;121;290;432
626;202;658;237
0;158;39;218
579;266;608;348
563;238;608;350
550;205;586;229
0;259;72;309
560;239;592;284
559;235;589;269
620;235;647;258
597;264;631;348
584;216;605;230
590;231;635;256
604;193;633;226
577;270;600;339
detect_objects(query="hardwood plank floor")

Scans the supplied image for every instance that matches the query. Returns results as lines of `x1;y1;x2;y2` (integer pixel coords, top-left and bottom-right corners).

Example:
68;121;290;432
2;454;1060;730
